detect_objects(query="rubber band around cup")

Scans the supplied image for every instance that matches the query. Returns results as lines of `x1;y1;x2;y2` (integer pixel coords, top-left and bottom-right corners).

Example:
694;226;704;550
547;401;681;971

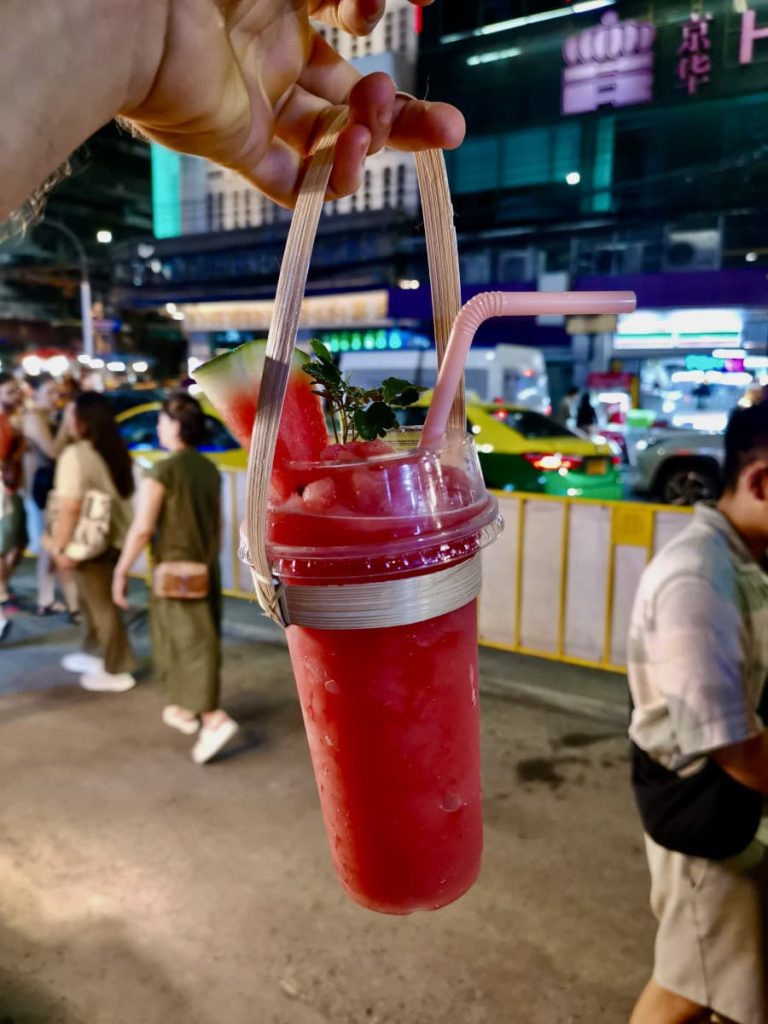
239;548;483;630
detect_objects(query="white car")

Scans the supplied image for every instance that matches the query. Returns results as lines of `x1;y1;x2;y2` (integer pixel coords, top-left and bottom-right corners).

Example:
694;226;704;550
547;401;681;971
630;430;724;506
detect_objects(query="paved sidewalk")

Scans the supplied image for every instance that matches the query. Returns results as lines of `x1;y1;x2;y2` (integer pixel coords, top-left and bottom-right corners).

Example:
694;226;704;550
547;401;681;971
0;562;650;1024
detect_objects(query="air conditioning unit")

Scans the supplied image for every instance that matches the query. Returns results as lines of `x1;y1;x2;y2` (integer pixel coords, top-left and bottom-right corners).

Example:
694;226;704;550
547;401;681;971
498;248;537;282
459;251;491;285
592;243;645;275
663;229;721;272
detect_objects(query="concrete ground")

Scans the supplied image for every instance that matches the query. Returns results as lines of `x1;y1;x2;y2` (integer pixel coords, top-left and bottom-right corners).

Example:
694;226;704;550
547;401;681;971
0;563;653;1024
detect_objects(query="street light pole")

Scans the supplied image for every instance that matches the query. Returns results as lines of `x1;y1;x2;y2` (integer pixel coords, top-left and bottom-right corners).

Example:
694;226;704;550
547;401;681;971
44;219;94;358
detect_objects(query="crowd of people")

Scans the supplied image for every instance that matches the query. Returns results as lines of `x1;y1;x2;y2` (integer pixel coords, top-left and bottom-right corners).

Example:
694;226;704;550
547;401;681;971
0;373;237;764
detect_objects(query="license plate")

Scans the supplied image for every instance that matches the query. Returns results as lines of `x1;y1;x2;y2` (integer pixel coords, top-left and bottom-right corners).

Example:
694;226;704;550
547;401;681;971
585;459;608;476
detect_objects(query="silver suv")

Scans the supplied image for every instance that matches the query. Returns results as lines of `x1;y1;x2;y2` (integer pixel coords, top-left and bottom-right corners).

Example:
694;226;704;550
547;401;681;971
630;430;724;505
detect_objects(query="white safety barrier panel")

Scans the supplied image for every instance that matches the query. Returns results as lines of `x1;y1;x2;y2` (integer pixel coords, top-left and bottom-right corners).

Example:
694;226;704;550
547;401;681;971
480;494;691;672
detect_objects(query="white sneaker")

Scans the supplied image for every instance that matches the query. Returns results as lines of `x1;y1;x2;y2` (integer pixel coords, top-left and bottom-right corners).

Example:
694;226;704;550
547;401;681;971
61;652;104;674
162;705;200;735
80;671;136;693
191;714;239;765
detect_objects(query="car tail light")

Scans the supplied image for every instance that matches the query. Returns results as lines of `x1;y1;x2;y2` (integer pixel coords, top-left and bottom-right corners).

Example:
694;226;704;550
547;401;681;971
522;453;584;472
611;455;622;466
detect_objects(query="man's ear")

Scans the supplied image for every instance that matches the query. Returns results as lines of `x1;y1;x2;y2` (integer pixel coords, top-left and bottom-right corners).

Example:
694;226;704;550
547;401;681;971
745;461;768;502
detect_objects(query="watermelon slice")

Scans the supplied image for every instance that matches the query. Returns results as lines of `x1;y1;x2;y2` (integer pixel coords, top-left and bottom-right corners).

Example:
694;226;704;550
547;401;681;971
191;341;328;473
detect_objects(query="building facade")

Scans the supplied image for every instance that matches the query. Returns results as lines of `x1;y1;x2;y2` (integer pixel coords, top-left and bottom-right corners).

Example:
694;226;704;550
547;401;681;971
114;0;768;416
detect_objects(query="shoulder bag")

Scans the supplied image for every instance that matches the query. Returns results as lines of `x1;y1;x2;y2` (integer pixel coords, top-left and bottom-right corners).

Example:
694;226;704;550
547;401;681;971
152;561;210;600
44;489;112;563
629;689;766;859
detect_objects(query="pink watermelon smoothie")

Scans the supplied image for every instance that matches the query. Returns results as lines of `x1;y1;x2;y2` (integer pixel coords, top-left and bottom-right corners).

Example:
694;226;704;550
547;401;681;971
268;433;501;913
194;344;501;912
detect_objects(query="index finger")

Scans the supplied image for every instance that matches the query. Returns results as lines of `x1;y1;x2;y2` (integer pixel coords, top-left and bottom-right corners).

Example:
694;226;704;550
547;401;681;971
308;0;386;36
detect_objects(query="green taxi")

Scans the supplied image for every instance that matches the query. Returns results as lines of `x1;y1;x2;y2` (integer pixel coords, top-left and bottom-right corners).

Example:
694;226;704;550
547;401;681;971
398;398;623;500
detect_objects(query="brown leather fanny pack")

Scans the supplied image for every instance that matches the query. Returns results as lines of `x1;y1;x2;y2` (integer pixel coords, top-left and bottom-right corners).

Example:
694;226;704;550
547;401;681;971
153;561;210;600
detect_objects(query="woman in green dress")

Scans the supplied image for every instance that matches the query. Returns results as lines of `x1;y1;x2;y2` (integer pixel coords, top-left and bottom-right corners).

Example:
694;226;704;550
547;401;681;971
113;392;238;764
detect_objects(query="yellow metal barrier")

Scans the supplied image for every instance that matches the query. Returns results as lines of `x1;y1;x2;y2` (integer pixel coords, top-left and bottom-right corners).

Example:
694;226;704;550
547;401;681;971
214;467;692;674
480;492;691;673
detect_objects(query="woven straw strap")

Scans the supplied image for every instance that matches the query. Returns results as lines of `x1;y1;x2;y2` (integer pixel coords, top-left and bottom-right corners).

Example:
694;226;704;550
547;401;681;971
243;112;463;626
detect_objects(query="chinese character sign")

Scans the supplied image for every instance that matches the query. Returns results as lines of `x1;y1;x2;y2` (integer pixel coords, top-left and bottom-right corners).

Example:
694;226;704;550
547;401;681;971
562;12;656;116
677;14;712;95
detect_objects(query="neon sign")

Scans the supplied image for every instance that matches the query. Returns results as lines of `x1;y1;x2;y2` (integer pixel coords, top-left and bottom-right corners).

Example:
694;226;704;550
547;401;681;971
561;11;656;115
740;6;768;64
561;7;768;115
677;14;712;96
316;330;431;354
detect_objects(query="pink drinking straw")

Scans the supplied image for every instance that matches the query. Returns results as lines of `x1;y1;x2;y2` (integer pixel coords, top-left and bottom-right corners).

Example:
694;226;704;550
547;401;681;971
420;290;637;448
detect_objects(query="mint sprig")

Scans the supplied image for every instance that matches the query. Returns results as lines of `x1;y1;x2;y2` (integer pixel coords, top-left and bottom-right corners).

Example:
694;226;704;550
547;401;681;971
302;339;427;444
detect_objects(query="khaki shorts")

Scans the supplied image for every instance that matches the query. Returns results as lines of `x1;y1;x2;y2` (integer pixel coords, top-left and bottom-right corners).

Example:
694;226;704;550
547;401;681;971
0;492;28;556
644;832;768;1024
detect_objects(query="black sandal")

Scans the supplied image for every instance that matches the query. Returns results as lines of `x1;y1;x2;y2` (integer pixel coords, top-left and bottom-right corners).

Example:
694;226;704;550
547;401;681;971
36;601;68;616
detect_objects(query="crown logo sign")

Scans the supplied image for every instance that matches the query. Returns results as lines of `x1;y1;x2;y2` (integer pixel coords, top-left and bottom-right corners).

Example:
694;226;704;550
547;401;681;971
562;11;657;116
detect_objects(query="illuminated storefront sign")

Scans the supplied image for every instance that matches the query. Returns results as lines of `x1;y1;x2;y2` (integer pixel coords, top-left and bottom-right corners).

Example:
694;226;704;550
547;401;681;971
562;6;767;114
180;291;390;332
562;11;656;115
615;309;744;351
316;329;430;354
740;6;768;63
677;14;712;95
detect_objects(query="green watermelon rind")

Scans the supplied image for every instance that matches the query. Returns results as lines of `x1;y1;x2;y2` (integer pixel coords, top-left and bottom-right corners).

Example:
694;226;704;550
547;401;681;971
192;339;309;413
192;339;327;460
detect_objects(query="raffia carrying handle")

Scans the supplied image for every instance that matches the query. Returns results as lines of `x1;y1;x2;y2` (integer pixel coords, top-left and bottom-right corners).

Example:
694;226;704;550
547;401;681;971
243;112;464;625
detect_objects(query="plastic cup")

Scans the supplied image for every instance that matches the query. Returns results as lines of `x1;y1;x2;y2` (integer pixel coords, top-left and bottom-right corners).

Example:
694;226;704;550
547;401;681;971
266;429;502;914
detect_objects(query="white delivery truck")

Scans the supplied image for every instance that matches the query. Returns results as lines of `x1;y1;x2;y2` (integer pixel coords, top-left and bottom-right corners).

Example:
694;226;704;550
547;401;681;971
339;344;551;414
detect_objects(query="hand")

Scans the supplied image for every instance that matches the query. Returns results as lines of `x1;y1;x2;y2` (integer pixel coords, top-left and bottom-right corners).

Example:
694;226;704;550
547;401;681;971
120;0;465;207
112;570;129;610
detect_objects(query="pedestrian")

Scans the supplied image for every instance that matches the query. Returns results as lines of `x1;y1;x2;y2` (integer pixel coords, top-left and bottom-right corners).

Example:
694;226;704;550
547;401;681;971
2;2;464;230
48;392;136;692
575;391;597;434
0;372;28;616
628;402;768;1024
557;386;579;427
112;392;237;764
0;395;15;642
21;375;79;617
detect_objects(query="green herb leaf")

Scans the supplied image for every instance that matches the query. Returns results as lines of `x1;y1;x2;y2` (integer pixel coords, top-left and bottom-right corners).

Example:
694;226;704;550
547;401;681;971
381;377;413;403
310;339;335;365
352;409;376;441
354;402;398;440
302;348;423;442
303;362;341;386
381;378;428;406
